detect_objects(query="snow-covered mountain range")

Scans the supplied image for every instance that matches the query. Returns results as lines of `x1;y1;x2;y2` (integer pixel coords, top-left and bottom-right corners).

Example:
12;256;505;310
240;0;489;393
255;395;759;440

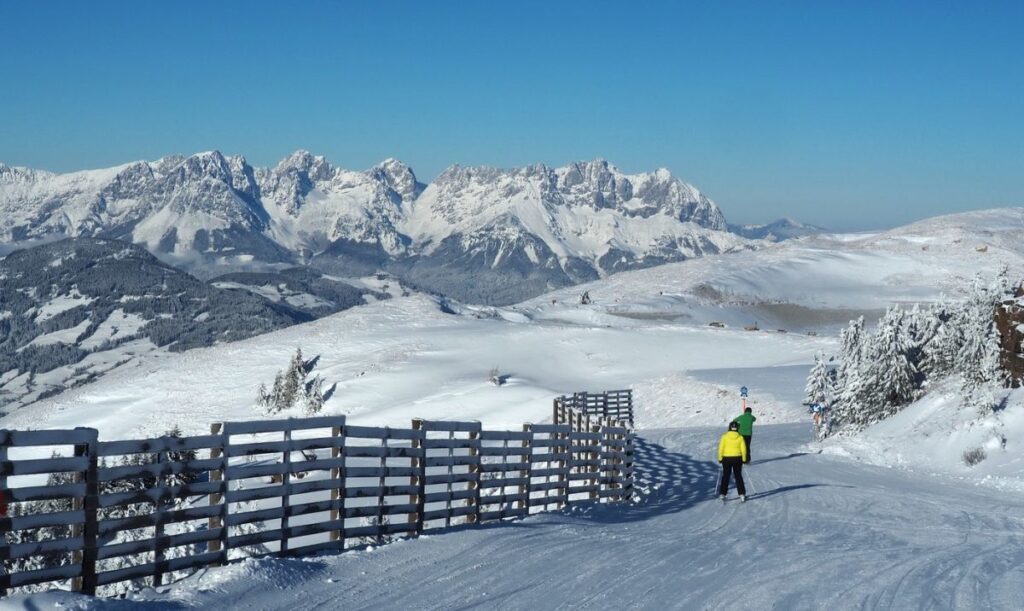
0;152;749;304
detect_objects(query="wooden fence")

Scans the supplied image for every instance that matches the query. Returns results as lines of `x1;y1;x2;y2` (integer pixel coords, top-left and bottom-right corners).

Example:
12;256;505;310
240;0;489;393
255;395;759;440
1;404;633;597
554;389;634;426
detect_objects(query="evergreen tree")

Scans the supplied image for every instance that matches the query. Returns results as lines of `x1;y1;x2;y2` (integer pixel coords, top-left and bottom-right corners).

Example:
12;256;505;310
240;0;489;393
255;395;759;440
829;317;867;432
921;300;964;379
255;382;272;411
957;277;1004;411
258;348;331;415
267;371;286;415
870;306;918;414
278;348;304;411
804;353;834;406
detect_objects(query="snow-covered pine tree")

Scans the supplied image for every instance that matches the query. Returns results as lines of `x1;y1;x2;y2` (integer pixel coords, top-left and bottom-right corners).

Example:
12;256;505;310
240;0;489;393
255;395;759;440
869;306;918;417
829;317;867;432
804;353;834;406
278;348;304;410
835;316;865;387
902;303;931;386
255;382;272;411
259;348;331;415
957;276;1005;412
921;299;965;380
266;371;286;415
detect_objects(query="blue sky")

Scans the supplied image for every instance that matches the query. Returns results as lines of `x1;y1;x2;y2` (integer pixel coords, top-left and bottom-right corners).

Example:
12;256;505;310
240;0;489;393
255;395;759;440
1;1;1021;229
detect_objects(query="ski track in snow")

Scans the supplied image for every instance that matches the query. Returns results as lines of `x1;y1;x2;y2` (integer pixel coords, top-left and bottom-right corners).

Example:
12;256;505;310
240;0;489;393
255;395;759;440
16;424;1023;610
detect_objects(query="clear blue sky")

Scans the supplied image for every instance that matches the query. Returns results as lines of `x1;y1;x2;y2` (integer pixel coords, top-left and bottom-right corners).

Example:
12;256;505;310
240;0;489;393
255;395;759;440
1;1;1021;229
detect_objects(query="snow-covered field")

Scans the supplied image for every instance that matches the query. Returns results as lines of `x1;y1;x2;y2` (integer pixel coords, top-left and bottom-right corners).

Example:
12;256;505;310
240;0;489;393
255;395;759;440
4;208;1024;608
0;292;826;439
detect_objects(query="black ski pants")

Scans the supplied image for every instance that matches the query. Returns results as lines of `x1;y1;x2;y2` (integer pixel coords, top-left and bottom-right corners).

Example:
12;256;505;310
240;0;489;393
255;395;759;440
718;456;746;496
742;435;752;463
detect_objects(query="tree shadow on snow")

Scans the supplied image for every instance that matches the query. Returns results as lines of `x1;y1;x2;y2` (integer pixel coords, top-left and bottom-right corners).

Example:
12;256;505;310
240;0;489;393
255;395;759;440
322;382;338;402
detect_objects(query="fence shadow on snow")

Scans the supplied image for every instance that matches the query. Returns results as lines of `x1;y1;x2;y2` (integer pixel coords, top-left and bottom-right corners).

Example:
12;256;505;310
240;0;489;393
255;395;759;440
550;436;721;526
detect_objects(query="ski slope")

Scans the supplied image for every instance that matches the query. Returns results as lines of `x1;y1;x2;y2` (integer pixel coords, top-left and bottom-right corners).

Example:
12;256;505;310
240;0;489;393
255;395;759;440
13;424;1024;610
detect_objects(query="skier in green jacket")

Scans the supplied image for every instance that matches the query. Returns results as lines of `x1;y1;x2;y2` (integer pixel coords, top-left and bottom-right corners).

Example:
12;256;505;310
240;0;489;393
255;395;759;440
731;407;756;464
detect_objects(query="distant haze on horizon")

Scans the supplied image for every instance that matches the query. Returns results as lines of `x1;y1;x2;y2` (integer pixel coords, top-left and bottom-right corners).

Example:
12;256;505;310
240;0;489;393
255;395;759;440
1;1;1021;231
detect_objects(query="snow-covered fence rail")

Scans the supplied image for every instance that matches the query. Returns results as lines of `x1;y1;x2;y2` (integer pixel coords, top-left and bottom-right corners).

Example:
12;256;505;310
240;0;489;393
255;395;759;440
554;389;634;426
1;405;632;598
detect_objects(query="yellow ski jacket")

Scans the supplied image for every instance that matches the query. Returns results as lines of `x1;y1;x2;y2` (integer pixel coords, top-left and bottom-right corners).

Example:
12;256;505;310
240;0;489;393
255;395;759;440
718;431;748;462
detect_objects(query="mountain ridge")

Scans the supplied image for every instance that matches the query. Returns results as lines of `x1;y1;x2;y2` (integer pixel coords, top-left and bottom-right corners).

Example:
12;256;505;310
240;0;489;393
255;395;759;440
1;151;749;304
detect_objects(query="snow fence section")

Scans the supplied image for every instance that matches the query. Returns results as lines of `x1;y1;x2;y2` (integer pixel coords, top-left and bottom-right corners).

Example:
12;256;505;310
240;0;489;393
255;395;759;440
0;408;634;597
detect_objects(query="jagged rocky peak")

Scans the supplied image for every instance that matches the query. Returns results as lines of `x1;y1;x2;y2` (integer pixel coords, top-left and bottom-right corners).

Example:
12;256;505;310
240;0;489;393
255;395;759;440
433;163;496;189
557;158;633;207
0;163;52;184
275;149;334;182
156;151;260;211
175;150;232;177
422;157;726;229
101;161;156;201
370;157;422;201
151;154;187;174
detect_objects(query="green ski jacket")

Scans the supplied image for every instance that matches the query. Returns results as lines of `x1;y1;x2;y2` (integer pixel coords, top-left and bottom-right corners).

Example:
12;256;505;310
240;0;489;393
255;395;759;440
732;412;756;436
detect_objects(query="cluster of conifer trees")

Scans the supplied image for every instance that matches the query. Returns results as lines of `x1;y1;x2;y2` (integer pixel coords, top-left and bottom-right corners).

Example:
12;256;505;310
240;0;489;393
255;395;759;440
806;271;1012;435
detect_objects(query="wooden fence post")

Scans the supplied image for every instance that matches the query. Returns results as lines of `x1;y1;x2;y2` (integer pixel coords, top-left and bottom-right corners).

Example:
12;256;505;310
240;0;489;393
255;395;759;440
410;419;425;534
598;418;610;503
208;422;228;564
0;436;7;598
567;414;578;506
610;423;618;499
467;428;481;524
280;426;292;554
558;426;570;509
520;424;532;514
589;419;601;501
152;447;167;587
444;429;453;528
376;430;387;543
77;429;99;596
622;423;630;499
330;424;346;546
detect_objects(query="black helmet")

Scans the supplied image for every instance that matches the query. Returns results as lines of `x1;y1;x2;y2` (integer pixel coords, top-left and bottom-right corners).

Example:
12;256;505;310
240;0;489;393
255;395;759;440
728;422;739;431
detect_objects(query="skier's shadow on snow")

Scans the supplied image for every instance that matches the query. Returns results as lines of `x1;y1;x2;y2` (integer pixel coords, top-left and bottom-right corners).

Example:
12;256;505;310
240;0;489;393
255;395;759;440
746;484;828;500
750;452;811;466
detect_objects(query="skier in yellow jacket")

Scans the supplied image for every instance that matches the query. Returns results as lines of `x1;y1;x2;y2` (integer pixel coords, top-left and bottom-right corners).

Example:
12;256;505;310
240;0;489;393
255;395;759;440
717;421;748;502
